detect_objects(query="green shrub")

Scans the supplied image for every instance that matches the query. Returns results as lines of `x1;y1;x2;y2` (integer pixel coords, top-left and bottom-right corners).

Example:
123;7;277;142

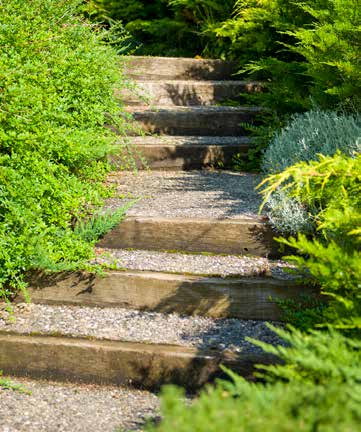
263;110;361;174
221;0;361;112
87;0;237;57
209;0;309;62
260;153;361;329
260;110;361;234
149;329;361;432
0;0;132;299
288;0;361;110
152;381;361;432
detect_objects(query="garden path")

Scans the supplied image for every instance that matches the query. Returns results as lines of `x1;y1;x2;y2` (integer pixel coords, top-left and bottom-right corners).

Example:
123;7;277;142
0;56;313;431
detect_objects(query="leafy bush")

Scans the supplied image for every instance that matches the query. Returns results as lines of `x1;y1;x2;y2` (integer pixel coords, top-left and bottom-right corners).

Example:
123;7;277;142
0;0;132;299
252;326;361;383
149;329;361;431
289;0;361;110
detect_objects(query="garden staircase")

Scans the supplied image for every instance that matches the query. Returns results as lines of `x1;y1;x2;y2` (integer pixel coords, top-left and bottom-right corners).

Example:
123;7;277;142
123;56;262;169
0;56;314;392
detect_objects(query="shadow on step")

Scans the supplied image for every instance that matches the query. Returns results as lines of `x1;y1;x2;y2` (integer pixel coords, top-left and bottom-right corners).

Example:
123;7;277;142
133;170;263;218
163;83;205;106
134;138;249;170
159;82;262;106
20;269;318;390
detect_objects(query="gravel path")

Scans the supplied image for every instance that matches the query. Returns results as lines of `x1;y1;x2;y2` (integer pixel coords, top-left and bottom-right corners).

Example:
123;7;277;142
0;304;282;354
95;248;297;279
104;170;263;219
0;377;159;432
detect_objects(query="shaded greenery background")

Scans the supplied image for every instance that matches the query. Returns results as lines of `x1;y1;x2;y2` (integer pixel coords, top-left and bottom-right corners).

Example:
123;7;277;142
87;0;361;171
86;0;236;57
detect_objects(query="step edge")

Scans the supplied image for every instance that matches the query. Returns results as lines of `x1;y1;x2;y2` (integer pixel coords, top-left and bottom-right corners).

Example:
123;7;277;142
131;80;262;85
127;105;263;113
119;215;267;224
130;143;250;148
24;268;298;285
0;330;273;363
0;331;275;389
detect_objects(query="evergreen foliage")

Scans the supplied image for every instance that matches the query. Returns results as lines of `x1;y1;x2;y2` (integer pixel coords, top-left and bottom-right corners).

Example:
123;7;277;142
148;328;361;431
227;0;360;111
261;110;361;234
0;0;132;299
260;153;361;330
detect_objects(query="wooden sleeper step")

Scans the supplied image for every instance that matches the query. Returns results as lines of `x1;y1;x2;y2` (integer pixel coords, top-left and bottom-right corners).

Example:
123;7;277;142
124;56;236;81
0;332;275;391
24;269;316;321
98;216;278;258
121;80;263;106
127;106;262;136
114;136;251;170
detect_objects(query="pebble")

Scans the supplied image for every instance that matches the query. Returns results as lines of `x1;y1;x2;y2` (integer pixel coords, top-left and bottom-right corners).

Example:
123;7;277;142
0;377;159;432
104;170;264;219
0;304;283;354
94;248;298;280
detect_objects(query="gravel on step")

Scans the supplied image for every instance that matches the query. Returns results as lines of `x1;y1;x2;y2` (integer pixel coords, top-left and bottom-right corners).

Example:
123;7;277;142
94;248;297;280
129;135;251;146
127;105;263;113
104;170;263;219
0;377;159;432
0;304;282;354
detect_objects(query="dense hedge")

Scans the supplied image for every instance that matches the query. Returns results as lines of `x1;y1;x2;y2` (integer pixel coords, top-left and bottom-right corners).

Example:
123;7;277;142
0;0;131;299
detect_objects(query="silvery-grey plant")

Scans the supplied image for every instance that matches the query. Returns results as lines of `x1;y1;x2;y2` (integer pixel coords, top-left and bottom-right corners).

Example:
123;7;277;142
265;190;315;235
263;109;361;174
262;110;361;234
